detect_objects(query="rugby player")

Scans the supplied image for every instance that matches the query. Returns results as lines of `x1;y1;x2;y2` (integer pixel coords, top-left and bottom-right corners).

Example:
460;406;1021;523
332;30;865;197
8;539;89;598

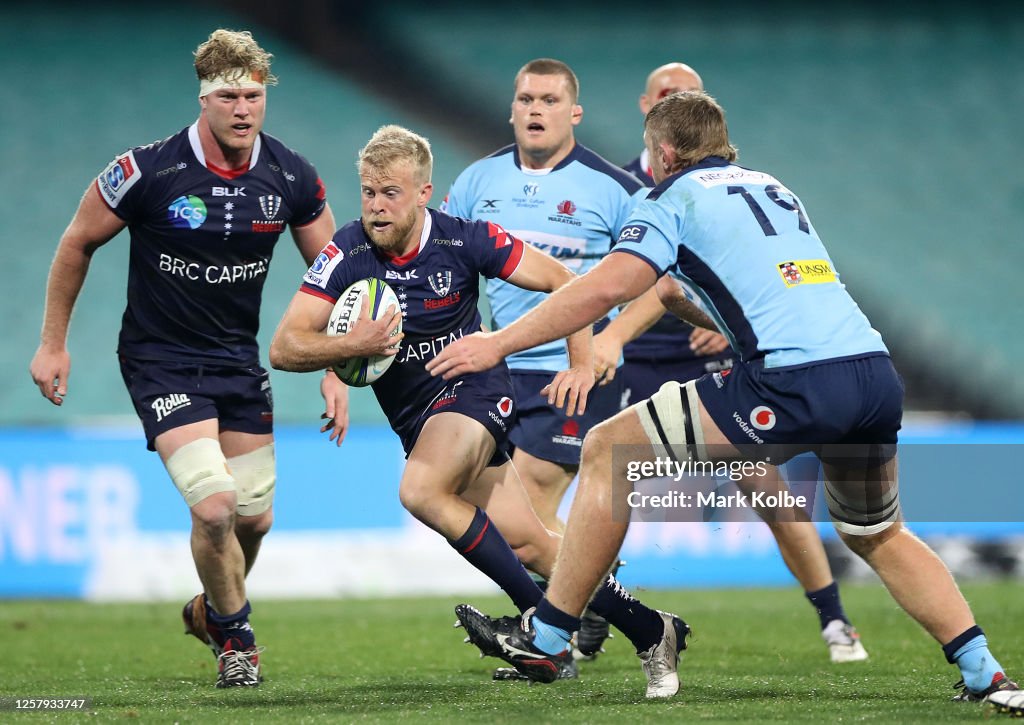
271;124;688;692
29;29;341;688
427;91;1021;709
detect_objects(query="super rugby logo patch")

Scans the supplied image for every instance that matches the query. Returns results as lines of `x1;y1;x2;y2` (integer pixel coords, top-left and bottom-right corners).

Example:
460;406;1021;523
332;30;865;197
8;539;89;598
303;243;344;288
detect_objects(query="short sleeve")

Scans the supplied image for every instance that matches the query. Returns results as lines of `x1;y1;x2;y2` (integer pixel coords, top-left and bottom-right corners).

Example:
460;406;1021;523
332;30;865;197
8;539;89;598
301;237;353;302
95;149;146;222
468;220;525;280
611;197;679;276
289;154;327;227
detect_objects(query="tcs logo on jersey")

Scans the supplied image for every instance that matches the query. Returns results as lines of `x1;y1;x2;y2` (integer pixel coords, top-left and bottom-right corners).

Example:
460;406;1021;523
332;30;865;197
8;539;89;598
167;195;208;230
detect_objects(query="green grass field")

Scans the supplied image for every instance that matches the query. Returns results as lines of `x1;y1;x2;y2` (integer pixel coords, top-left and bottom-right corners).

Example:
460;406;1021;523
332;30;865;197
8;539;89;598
1;582;1020;722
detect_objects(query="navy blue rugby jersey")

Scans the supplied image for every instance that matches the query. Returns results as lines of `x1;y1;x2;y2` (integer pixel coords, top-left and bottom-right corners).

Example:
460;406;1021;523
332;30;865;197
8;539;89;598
300;209;524;434
96;123;327;365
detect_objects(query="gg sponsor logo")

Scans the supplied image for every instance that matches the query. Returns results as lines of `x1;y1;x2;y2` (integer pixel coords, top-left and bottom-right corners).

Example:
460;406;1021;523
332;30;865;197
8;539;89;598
167;195;207;230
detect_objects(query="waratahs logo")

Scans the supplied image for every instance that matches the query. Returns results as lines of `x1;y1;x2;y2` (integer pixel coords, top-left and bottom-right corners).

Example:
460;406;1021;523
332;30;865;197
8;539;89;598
167;195;208;230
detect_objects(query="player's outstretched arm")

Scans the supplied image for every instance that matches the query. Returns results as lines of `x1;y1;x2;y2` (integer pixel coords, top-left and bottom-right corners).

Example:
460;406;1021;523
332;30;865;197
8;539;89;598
269;291;403;373
592;285;668;385
427;252;657;381
505;244;596;416
29;185;126;406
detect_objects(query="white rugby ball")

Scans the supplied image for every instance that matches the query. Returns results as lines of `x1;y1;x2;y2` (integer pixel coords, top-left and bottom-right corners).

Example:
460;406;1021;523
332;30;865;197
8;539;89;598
326;278;402;386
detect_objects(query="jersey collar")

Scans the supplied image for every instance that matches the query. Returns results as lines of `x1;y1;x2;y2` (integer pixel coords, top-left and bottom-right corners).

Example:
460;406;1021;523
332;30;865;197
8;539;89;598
512;141;583;172
380;208;432;267
188;122;262;173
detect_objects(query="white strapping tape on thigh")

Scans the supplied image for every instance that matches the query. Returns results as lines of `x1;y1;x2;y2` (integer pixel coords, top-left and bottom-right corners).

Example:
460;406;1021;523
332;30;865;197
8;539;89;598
633;379;705;460
165;438;236;508
228;443;276;517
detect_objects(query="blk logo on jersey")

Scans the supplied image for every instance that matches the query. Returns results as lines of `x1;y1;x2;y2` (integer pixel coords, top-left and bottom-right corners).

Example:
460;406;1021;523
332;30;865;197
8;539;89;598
386;269;419;281
616;225;648;244
167;195;208;230
749;406;776;431
212;186;245;196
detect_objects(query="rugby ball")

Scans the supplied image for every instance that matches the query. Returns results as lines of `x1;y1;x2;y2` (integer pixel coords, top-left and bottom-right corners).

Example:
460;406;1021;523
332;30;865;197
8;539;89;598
327;278;402;386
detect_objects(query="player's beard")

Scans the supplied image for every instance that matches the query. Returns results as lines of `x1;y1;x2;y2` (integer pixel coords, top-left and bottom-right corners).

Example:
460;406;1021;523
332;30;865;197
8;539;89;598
362;207;419;254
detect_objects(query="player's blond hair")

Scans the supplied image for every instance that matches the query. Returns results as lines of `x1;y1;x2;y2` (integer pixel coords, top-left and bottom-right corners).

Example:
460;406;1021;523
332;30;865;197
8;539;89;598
644;90;738;170
515;58;580;103
193;29;278;86
357;125;433;184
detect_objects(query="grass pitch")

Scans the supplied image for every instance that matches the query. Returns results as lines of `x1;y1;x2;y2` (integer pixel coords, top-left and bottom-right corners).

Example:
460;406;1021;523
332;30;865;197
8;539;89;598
1;582;1020;722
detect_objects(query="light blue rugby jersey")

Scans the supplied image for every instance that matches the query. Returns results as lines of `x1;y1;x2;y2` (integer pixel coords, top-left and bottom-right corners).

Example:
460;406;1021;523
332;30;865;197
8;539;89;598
614;157;888;369
443;143;646;371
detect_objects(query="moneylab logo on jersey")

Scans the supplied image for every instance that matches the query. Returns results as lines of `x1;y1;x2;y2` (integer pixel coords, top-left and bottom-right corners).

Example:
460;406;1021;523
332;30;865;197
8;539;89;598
167;195;208;230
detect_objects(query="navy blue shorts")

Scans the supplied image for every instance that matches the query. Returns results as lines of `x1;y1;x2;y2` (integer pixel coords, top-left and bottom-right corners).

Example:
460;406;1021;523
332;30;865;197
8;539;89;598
620;354;734;408
119;357;274;451
695;353;903;460
508;370;624;466
395;365;515;468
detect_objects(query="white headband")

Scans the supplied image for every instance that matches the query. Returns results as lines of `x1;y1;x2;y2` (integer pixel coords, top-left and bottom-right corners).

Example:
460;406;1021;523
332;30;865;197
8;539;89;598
199;70;266;98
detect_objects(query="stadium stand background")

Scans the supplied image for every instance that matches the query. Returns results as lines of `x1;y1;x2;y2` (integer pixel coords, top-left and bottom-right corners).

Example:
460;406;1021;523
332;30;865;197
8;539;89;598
3;1;1023;426
0;1;1022;601
231;0;1024;420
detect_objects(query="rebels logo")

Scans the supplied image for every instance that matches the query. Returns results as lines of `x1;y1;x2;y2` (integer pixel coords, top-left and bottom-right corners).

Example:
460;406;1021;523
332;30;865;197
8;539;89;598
749;406;776;431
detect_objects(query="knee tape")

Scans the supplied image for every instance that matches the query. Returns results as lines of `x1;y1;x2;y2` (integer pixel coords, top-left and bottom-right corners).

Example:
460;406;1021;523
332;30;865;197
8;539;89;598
228;443;276;517
165;438;236;508
632;379;704;459
825;478;901;536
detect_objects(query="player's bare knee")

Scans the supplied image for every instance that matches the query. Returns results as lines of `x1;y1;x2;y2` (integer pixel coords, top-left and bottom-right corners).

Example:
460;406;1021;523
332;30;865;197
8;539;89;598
190;491;238;542
838;520;903;559
398;479;439;522
236;508;273;542
581;419;616;464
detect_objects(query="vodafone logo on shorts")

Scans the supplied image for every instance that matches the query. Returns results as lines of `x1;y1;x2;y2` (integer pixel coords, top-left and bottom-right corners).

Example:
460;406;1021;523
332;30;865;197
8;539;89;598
497;397;514;418
749;406;776;431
